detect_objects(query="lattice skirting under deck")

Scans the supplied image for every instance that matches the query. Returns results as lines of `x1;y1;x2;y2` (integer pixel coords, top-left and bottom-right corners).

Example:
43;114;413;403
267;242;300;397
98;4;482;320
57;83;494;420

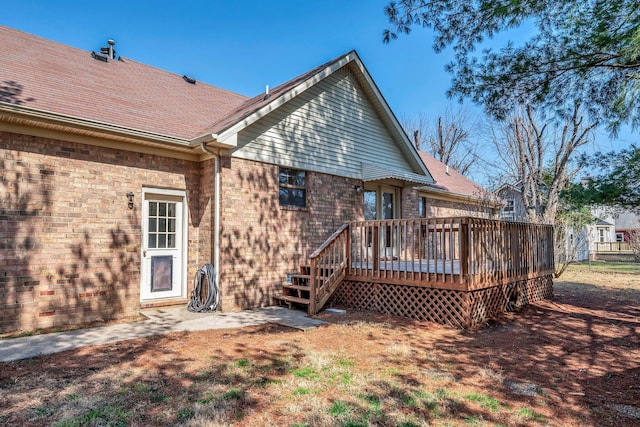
330;275;553;328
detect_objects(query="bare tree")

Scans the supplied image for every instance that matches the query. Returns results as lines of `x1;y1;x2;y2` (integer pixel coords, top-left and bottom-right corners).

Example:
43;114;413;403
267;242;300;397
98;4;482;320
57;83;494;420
629;230;640;262
490;103;597;224
553;207;594;277
403;104;480;176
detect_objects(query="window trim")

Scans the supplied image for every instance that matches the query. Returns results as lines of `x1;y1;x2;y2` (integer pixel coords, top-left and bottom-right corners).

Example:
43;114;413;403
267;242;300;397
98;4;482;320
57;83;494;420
278;167;307;209
503;199;515;213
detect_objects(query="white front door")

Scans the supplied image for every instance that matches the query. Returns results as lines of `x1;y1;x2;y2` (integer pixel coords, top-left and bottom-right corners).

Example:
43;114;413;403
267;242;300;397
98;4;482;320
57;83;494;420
140;189;186;301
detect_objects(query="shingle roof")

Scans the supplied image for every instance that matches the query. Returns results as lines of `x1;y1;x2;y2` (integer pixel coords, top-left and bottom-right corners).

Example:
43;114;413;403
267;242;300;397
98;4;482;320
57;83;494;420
418;151;490;199
0;26;248;140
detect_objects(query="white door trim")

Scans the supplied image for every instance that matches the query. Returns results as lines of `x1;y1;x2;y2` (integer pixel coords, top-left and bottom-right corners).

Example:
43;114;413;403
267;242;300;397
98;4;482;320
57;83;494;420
140;187;188;302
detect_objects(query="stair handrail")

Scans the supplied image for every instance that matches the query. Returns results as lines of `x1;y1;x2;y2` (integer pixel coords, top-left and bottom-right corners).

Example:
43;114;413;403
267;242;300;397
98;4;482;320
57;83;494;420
308;223;350;314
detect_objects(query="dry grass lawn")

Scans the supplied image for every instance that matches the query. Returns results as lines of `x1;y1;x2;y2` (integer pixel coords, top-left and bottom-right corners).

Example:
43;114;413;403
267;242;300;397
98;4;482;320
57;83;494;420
1;261;639;426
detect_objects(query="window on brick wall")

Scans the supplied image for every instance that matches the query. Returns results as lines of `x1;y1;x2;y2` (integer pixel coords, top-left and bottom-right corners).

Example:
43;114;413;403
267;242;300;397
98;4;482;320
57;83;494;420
418;196;427;218
279;168;306;208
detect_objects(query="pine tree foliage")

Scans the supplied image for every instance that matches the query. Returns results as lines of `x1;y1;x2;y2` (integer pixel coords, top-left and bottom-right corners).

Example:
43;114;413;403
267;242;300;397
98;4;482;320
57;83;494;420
384;0;640;132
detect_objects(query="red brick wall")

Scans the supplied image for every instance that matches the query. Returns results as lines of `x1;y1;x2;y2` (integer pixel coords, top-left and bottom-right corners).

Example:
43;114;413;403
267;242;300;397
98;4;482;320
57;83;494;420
401;187;420;219
0;131;203;333
218;156;363;311
419;194;498;219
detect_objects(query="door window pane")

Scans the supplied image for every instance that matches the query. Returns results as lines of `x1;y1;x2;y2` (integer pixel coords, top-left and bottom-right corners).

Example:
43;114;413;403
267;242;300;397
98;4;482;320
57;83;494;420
364;190;376;220
147;201;177;249
382;192;394;220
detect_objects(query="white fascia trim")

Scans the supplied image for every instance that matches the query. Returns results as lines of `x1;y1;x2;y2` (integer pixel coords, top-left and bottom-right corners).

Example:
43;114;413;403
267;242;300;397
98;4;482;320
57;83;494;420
215;54;356;142
1;102;191;146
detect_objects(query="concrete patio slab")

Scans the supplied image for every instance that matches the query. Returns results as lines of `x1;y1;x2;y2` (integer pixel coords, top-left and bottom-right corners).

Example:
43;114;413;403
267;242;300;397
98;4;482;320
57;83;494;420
0;306;325;363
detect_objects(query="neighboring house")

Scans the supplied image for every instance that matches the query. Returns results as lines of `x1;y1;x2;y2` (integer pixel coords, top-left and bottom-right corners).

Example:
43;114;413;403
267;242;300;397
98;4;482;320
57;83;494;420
588;207;639;260
495;184;528;222
494;183;591;261
615;210;640;243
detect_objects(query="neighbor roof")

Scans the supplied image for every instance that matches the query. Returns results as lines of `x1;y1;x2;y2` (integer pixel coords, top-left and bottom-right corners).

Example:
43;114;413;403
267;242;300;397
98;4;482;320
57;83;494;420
0;25;248;141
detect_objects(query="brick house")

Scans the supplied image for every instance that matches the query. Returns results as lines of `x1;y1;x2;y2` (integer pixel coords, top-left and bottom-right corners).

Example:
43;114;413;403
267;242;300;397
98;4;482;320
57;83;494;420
2;26;540;333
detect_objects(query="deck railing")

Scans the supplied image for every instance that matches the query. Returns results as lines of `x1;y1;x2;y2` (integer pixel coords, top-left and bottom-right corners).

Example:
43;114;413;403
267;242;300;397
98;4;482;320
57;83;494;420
594;242;632;253
308;223;350;314
307;217;554;313
347;217;554;290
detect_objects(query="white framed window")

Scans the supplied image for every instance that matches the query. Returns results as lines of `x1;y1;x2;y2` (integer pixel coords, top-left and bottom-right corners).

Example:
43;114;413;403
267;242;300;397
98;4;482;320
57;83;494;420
503;200;515;213
501;199;515;220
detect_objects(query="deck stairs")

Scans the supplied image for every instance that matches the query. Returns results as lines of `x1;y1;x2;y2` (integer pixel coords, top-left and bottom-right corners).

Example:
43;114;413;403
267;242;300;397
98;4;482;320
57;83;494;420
275;265;312;309
275;223;350;314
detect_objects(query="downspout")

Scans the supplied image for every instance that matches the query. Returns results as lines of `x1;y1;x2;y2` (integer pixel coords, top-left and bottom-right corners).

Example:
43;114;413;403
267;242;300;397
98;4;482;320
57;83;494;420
200;142;221;307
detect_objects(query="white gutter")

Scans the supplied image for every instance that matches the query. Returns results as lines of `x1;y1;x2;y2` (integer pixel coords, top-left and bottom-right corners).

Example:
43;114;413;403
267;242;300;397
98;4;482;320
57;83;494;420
1;102;191;146
418;185;504;208
199;142;221;303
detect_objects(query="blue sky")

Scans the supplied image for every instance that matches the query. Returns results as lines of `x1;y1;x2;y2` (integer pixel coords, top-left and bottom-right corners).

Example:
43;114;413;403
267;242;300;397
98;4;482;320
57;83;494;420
1;0;635;174
2;0;452;115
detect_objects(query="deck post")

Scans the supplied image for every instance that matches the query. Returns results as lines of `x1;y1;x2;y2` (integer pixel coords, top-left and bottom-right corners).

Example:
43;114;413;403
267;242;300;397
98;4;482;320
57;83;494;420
373;224;380;273
308;258;317;315
460;218;470;287
346;223;351;275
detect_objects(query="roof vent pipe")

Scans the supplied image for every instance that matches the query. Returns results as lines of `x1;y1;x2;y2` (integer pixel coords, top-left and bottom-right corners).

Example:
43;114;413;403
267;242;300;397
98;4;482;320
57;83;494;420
107;39;115;59
264;84;270;100
94;39;116;61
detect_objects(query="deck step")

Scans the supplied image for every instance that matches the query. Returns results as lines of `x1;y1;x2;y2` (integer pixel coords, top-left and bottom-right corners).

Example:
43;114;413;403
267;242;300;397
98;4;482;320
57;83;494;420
276;295;310;305
283;284;310;291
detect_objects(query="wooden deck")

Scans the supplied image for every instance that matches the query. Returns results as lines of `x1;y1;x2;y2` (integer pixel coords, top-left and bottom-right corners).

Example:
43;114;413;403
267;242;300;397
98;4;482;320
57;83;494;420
277;217;555;327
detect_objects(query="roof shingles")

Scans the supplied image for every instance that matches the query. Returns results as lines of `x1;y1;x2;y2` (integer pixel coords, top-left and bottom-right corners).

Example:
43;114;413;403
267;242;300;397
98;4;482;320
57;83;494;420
1;26;248;140
419;152;488;199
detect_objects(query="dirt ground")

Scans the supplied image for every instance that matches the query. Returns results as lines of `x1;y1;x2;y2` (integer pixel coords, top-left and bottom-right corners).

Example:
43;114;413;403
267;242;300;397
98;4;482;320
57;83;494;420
1;265;639;426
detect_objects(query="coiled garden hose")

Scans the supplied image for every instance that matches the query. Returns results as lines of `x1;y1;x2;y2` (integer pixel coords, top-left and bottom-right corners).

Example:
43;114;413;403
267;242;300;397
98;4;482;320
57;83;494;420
187;264;220;312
